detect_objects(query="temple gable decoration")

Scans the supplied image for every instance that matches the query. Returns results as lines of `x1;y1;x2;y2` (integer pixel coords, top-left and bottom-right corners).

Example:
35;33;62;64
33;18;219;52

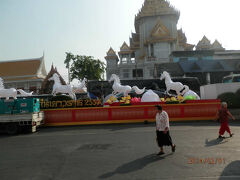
120;42;130;51
196;36;211;50
151;19;170;38
119;42;132;55
107;48;117;56
211;40;225;51
105;47;119;61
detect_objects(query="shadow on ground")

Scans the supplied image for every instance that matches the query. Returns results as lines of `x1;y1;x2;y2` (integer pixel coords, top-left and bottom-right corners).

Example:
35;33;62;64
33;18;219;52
39;123;155;133
219;161;240;180
205;137;230;147
98;153;173;179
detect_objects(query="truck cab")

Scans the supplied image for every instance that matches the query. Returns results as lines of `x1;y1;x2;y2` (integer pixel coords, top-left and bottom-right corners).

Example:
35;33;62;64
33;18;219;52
222;74;240;83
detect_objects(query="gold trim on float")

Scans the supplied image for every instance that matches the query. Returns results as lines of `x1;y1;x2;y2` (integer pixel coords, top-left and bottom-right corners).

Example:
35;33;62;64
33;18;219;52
41;102;220;111
44;116;216;126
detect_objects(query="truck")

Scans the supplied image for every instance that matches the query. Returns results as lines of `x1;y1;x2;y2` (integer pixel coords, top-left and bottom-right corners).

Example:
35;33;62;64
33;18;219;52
0;98;44;135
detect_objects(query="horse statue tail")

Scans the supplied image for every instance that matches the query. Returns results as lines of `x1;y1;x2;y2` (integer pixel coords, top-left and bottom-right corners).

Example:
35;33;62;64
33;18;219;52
180;85;190;96
132;86;146;95
17;89;33;96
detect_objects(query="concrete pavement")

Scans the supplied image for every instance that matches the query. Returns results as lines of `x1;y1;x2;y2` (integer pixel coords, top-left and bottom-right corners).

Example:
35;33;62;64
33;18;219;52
0;121;240;180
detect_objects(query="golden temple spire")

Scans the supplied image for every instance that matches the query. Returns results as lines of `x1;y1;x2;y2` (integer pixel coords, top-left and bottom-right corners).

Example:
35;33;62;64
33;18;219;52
135;0;179;21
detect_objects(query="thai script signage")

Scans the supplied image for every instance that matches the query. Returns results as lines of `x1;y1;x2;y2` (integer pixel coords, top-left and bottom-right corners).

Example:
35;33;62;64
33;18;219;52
40;99;102;109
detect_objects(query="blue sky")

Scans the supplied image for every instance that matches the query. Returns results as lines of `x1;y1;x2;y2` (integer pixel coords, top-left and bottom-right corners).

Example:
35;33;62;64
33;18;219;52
1;0;240;81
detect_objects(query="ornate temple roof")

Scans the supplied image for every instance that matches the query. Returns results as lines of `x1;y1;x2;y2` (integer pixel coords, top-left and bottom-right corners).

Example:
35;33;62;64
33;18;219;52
132;33;140;42
106;47;117;56
120;42;130;51
105;47;119;60
196;36;225;51
135;0;180;21
0;55;47;82
130;33;140;50
119;42;132;55
196;36;212;50
130;38;140;50
177;29;195;51
177;29;187;44
211;40;225;51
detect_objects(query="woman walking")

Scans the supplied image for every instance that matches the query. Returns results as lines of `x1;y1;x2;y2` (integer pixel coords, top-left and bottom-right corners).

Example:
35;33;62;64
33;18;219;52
155;105;176;155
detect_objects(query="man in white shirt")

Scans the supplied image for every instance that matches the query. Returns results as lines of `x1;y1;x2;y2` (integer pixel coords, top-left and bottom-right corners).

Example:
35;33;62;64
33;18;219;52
155;105;176;155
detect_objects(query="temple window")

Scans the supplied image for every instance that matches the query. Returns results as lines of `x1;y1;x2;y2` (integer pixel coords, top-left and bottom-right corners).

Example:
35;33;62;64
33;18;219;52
131;58;135;63
121;57;127;64
131;52;135;63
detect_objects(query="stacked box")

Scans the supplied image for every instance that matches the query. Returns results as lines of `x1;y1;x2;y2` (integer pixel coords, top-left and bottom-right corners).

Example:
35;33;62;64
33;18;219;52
0;98;40;114
16;98;40;113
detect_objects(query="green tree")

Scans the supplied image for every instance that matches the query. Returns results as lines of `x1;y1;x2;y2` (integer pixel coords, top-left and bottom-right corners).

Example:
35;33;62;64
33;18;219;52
64;53;105;81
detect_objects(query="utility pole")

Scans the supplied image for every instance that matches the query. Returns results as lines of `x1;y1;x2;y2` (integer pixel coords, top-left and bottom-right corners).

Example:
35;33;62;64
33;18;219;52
68;65;70;84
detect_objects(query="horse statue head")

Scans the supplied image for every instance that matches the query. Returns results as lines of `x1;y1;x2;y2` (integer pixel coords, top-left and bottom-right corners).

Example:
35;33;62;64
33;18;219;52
81;77;87;84
160;71;170;81
109;74;120;84
48;73;61;84
0;77;4;89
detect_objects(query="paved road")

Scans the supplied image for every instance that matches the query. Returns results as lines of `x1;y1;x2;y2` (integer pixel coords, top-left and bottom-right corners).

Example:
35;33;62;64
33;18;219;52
0;121;240;180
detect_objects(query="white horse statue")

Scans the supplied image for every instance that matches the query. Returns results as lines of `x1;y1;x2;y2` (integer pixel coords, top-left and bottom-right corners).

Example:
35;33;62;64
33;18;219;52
49;73;76;100
160;71;188;96
0;77;34;99
73;78;87;93
109;74;145;97
0;77;17;99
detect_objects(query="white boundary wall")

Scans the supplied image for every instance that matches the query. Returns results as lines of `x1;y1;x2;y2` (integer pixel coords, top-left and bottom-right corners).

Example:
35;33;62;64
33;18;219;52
200;83;240;99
